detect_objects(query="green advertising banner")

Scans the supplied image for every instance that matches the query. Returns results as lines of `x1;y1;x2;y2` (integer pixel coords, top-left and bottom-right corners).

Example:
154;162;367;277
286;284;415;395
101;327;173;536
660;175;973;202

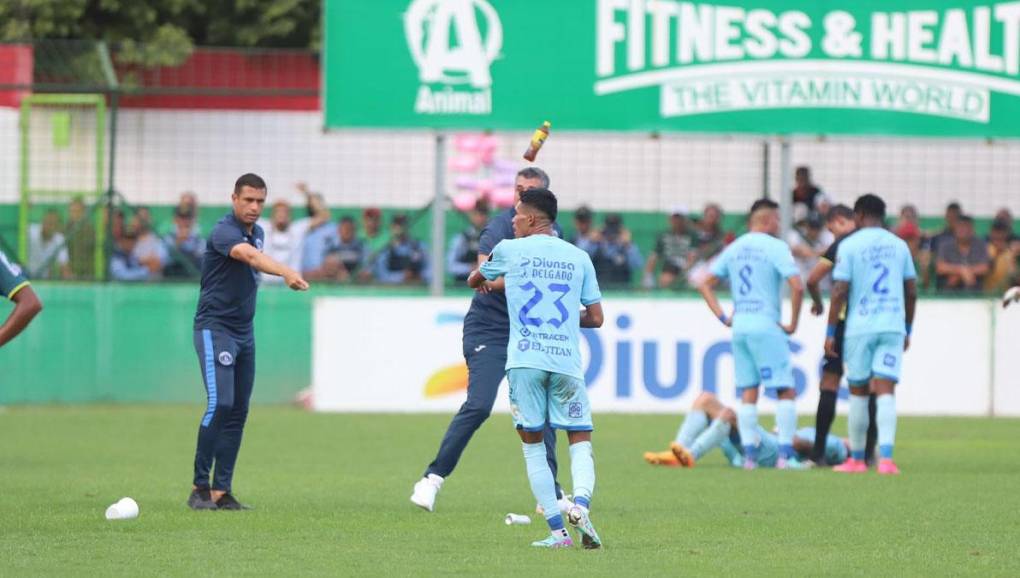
323;1;1020;137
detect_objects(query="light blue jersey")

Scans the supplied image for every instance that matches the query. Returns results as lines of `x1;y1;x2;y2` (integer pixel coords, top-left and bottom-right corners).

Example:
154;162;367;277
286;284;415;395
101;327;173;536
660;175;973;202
710;232;799;335
832;227;916;337
481;234;602;380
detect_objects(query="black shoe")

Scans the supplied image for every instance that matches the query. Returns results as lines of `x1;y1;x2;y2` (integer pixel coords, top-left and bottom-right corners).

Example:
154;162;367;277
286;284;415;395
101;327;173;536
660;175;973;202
188;488;218;510
215;492;250;511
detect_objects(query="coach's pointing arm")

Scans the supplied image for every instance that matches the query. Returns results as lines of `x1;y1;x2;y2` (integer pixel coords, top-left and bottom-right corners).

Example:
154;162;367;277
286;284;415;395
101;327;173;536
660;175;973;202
230;244;309;291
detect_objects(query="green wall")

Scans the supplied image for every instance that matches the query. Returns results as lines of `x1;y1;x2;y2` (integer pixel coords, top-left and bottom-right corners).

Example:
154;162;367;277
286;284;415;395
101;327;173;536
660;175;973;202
0;283;318;404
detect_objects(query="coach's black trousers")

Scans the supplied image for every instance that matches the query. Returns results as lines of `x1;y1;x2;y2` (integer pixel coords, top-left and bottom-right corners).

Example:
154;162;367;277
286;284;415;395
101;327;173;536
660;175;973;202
193;329;256;492
425;340;561;495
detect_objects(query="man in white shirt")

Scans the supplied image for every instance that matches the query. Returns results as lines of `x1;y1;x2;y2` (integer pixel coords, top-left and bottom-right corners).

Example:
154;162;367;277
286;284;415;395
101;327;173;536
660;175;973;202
258;200;309;284
28;209;70;279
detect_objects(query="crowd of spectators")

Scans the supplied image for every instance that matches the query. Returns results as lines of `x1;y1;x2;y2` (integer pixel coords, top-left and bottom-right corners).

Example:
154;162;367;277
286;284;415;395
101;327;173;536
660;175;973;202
20;171;1019;294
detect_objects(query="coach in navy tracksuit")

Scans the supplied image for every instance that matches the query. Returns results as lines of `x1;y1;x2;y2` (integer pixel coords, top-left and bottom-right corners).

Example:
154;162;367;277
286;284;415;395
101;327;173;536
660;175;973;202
411;167;564;513
188;173;309;511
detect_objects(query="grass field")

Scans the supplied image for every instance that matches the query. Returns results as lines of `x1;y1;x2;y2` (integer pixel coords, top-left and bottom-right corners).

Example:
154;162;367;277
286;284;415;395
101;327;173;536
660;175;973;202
1;406;1018;577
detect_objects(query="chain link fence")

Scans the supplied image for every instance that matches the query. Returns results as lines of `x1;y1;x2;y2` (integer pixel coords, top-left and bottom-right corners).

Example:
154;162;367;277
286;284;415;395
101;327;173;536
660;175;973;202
1;40;1017;293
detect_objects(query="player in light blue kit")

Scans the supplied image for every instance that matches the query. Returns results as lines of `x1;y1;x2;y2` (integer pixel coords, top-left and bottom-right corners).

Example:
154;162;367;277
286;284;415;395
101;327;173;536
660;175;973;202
828;194;917;475
468;188;605;550
643;392;848;468
697;199;806;470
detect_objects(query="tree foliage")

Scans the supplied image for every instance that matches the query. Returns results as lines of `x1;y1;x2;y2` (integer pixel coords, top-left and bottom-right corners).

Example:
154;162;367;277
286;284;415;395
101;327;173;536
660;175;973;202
0;0;321;66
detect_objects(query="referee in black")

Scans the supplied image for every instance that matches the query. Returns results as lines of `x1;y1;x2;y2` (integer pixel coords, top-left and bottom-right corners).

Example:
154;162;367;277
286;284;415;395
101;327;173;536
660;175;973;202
188;173;309;510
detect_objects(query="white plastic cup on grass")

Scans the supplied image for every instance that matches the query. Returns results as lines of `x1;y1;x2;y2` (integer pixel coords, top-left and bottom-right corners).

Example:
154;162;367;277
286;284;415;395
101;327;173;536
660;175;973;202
504;513;531;525
105;497;139;520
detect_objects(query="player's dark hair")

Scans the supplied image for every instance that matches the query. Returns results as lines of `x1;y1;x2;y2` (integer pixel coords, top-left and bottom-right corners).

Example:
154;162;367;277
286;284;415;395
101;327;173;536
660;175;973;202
339;216;355;225
854;193;886;220
234;173;267;195
519;188;558;222
516;167;550;188
946;201;962;213
749;198;779;213
958;215;974;225
826;204;854;222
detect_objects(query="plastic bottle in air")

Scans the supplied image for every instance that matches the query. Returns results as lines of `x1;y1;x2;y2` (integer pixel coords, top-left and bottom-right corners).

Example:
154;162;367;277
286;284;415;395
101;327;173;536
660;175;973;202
523;121;551;162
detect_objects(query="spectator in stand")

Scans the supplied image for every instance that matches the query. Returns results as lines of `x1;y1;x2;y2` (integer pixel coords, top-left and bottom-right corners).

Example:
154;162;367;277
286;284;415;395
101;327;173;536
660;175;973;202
935;215;990;292
786;206;834;286
361;207;387;257
792;166;826;219
447;199;489;282
693;204;730;259
130;207;169;279
644;207;695;289
985;218;1017;293
259;200;308;285
570;205;599;258
110;232;153;281
375;213;429;285
897;204;921;229
308;216;366;283
66;197;95;279
990;208;1020;251
687;203;733;286
896;204;931;287
162;206;205;279
109;208;126;242
297;192;337;276
28;209;70;279
592;213;643;287
894;217;924;269
176;191;200;233
929;201;963;256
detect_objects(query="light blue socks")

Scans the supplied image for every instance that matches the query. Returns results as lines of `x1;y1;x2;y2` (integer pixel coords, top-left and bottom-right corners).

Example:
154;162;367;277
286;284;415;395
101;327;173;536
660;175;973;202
776;399;797;459
569;441;595;510
675;410;709;447
690;418;731;459
876;394;896;459
737;403;760;460
848;394;870;461
523;442;563;530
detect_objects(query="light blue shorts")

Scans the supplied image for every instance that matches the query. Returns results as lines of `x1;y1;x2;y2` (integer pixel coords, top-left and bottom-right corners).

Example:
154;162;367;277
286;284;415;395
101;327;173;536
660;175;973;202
731;331;794;391
507;368;593;432
844;332;904;386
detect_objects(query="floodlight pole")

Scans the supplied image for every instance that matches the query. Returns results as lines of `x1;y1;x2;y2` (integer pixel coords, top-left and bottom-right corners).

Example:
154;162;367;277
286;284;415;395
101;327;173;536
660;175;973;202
430;132;447;296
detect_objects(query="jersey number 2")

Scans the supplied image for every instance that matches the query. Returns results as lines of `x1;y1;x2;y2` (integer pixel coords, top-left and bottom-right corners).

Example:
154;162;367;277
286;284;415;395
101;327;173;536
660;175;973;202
872;263;890;294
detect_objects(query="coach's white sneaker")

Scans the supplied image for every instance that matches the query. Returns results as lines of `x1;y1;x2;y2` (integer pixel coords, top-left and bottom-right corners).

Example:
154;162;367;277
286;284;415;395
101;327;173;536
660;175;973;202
410;474;444;512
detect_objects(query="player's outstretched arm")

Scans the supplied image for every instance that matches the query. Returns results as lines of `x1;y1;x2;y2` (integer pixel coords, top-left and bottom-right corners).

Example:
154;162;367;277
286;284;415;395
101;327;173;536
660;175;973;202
806;260;833;316
697;274;731;327
904;279;918;351
825;281;849;357
229;243;309;291
782;275;804;335
0;285;42;348
580;302;604;328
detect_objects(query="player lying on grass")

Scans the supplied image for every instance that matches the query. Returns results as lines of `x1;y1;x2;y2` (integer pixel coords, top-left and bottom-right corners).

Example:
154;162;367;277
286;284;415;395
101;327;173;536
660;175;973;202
468;188;604;549
643;392;848;469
